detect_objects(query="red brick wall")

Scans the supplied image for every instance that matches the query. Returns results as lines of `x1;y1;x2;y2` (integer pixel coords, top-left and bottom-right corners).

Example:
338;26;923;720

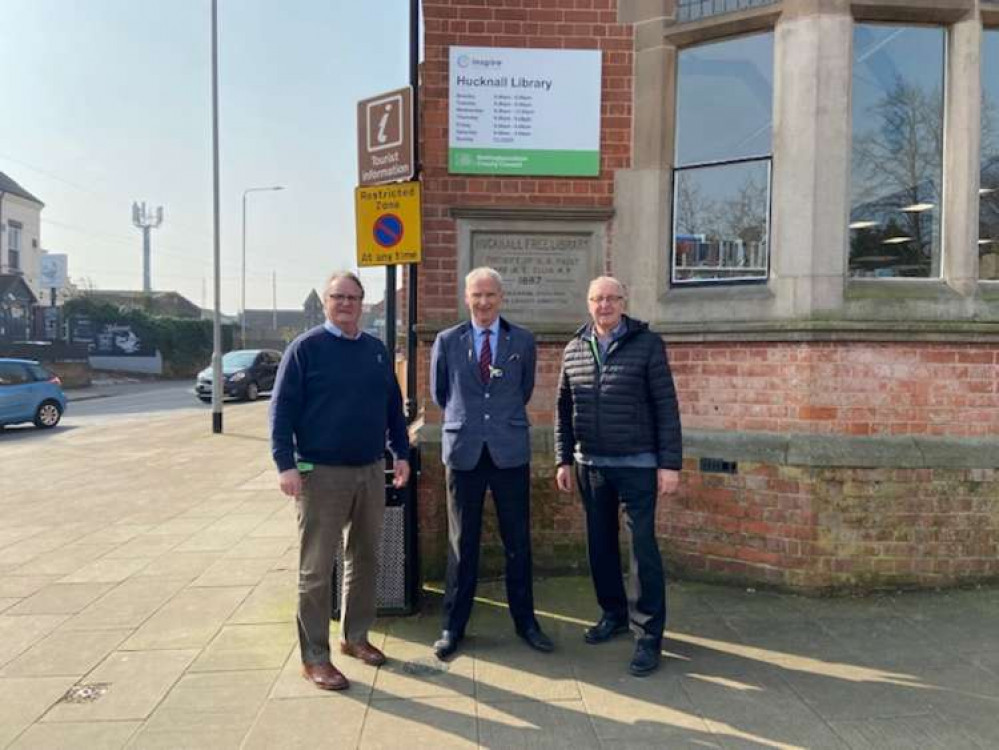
666;462;999;590
420;0;633;321
670;341;999;438
424;339;999;438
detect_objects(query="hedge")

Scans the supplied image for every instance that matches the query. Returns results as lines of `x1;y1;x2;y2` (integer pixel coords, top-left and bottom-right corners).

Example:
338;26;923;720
64;297;235;377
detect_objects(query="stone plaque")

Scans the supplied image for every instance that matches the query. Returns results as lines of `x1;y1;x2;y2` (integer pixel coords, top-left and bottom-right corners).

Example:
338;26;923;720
470;232;593;321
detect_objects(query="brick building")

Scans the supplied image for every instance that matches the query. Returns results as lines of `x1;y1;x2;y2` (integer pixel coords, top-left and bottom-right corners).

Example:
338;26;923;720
411;0;999;591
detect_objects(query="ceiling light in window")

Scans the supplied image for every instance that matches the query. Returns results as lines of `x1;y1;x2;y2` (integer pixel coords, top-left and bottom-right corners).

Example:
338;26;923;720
882;236;912;245
979;238;996;245
899;202;935;213
981;188;996;196
849;220;879;230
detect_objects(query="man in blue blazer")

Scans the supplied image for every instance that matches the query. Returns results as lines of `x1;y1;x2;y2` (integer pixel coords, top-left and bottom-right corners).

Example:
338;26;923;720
429;266;553;660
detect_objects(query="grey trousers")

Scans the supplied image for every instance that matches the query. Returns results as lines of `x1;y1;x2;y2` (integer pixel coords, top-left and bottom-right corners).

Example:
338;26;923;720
295;461;384;665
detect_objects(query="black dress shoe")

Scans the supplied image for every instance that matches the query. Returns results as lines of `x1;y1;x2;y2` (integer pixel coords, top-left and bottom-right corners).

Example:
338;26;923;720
518;626;554;653
629;637;662;676
584;615;629;645
433;630;461;661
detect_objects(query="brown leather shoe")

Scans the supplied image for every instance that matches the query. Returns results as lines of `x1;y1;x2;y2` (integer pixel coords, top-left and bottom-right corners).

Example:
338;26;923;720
301;662;349;691
339;640;387;667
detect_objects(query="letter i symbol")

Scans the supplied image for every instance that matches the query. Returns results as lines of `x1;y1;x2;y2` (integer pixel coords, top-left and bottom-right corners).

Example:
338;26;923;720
377;104;393;144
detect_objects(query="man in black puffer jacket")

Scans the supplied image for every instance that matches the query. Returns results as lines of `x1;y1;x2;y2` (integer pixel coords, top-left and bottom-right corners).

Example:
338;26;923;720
555;276;682;676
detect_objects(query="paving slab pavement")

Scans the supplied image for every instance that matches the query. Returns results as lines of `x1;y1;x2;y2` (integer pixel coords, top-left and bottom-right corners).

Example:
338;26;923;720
1;403;998;749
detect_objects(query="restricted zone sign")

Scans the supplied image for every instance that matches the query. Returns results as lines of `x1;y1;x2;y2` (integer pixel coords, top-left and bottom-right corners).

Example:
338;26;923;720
355;182;422;267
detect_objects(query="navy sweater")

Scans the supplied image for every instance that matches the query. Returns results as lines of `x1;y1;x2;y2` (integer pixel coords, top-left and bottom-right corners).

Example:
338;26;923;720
270;326;409;472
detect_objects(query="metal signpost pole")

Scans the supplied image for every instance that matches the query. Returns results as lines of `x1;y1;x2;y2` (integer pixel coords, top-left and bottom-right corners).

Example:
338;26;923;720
406;0;420;422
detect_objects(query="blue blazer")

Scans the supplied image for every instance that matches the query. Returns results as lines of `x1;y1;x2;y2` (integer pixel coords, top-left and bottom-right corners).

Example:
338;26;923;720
430;317;536;470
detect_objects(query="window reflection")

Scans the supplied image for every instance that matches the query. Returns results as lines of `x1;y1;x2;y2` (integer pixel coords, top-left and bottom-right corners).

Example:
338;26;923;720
982;30;999;280
675;32;773;167
672;33;773;285
849;25;945;278
673;160;770;283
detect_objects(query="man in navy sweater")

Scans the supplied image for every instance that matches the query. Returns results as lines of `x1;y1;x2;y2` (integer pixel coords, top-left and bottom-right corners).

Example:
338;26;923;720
270;271;410;691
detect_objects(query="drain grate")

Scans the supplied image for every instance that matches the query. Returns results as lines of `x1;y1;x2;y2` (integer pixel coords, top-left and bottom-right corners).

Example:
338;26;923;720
401;658;448;676
60;683;111;704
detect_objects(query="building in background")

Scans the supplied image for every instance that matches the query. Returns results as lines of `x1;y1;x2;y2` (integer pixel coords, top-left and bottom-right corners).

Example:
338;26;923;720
363;286;404;345
240;289;324;347
0;171;44;302
0;274;38;341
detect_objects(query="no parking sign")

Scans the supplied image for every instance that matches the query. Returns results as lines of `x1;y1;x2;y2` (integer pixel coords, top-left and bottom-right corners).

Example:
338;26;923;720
354;182;422;267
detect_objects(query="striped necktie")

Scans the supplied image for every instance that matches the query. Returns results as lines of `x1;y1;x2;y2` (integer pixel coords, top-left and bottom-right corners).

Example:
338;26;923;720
479;330;492;384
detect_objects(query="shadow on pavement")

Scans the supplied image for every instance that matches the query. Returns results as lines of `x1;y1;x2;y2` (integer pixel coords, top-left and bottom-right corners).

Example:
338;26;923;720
354;582;999;749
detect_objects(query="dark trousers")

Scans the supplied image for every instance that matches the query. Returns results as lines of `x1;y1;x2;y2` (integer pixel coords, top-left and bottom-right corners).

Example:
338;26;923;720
576;464;666;643
441;446;538;636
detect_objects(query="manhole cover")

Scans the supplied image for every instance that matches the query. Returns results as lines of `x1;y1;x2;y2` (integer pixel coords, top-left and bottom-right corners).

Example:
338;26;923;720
60;683;111;704
401;658;448;676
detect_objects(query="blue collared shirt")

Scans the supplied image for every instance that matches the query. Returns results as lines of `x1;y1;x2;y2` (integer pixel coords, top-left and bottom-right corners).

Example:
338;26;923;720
588;319;627;360
323;321;362;340
471;318;500;365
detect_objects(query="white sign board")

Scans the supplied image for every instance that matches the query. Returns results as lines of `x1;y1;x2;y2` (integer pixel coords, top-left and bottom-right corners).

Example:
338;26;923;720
448;46;601;176
40;254;68;289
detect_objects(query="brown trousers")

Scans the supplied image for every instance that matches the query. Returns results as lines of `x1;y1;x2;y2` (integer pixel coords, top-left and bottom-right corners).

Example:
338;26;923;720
295;461;384;664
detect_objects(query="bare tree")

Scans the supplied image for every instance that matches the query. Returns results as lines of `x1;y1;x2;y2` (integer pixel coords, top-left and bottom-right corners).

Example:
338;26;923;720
719;171;768;247
851;75;944;275
674;173;717;237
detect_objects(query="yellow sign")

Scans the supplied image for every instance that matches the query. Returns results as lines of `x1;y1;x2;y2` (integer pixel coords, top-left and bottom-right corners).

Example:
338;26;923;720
355;182;422;267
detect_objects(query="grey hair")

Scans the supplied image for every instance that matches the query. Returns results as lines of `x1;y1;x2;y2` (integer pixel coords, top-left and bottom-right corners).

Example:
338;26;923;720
323;270;365;300
588;276;627;299
465;266;503;290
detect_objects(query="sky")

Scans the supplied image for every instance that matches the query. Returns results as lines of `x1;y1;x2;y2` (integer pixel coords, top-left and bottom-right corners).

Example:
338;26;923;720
0;0;416;313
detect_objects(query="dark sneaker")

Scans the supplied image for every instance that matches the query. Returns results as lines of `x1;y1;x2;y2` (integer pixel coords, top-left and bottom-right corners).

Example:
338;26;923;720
629;637;662;676
584;615;629;645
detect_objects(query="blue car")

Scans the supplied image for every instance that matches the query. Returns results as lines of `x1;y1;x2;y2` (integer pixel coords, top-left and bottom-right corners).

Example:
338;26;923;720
0;358;67;430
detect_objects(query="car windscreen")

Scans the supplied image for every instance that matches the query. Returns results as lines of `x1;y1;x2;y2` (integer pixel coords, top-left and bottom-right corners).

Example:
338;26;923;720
221;352;257;370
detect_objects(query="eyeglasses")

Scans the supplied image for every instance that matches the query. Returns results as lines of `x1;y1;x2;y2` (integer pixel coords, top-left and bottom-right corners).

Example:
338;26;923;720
328;294;362;304
588;295;624;304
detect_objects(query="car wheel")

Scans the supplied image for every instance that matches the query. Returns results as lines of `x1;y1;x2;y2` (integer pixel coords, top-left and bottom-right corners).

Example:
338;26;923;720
34;400;63;429
244;381;259;402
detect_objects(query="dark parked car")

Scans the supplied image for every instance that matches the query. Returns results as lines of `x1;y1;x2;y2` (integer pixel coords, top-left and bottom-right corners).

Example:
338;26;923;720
0;358;67;429
194;349;281;402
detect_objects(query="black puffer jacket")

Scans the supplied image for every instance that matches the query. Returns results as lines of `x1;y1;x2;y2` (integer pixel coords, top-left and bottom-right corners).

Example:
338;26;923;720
555;315;682;469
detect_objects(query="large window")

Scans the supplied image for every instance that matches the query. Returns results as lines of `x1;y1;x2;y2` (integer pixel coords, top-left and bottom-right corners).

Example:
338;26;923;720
849;25;945;279
672;32;773;285
982;30;999;280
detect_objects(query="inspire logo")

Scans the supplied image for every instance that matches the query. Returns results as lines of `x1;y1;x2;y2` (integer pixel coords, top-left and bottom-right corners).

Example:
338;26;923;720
468;55;502;69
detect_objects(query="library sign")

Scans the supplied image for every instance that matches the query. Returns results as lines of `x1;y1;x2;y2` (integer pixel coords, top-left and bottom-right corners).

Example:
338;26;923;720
448;47;602;177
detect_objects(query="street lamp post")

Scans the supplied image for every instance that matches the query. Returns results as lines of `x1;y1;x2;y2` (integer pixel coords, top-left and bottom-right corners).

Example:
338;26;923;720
241;185;284;344
211;0;223;434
